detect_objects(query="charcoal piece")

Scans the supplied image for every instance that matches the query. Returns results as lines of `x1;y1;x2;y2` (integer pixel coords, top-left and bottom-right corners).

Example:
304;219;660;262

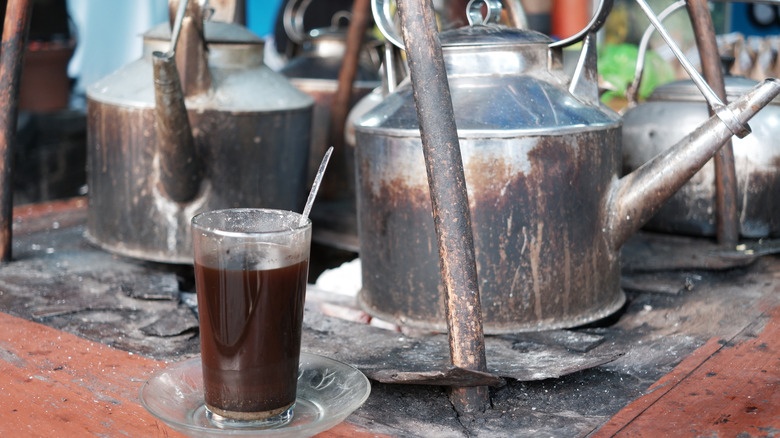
121;274;179;300
504;330;605;353
139;306;199;337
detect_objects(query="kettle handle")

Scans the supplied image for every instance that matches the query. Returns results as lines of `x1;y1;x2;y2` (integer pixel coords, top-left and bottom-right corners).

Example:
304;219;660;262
626;0;686;107
284;0;354;44
556;0;612;106
466;0;503;26
372;0;504;50
282;0;312;44
373;0;612;50
549;0;613;49
633;0;750;138
371;0;403;49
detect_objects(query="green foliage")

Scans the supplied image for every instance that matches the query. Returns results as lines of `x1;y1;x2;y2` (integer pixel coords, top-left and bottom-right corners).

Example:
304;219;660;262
598;43;676;103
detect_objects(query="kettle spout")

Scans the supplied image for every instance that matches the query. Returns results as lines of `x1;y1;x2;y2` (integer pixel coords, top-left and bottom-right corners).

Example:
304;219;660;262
606;78;780;250
152;51;201;203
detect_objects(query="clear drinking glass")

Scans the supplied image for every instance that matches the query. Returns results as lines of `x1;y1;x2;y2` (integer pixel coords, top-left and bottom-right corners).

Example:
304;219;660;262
191;208;311;429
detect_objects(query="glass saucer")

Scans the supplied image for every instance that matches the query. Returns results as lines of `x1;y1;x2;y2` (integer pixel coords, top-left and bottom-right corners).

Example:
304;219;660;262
140;352;371;437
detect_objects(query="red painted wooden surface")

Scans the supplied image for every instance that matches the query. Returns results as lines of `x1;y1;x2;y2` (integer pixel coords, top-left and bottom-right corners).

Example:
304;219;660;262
0;311;182;436
593;304;780;437
0;311;382;437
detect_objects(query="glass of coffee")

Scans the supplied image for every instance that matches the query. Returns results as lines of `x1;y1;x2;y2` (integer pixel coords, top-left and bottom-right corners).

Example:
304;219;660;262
191;208;311;429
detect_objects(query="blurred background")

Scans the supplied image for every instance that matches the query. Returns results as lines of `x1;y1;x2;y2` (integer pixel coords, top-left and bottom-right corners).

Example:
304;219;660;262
0;0;777;206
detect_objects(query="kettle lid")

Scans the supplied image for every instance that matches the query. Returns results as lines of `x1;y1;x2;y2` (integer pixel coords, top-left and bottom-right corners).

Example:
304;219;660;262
649;75;774;104
357;0;620;137
439;25;551;48
357;74;621;137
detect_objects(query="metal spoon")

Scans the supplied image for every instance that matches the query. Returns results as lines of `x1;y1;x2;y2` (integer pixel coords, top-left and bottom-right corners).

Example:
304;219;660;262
300;146;334;227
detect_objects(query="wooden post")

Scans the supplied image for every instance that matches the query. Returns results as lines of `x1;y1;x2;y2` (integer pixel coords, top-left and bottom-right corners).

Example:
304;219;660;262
395;0;490;414
0;0;34;262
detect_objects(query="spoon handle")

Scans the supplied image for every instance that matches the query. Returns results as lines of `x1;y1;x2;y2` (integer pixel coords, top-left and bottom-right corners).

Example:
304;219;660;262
300;146;334;227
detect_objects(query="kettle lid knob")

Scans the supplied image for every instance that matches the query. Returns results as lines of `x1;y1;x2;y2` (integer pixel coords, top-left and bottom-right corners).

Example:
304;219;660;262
466;0;502;26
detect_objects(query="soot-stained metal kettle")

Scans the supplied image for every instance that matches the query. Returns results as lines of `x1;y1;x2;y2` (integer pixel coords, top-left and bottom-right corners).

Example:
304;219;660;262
353;0;780;333
86;0;314;263
622;7;780;239
624;71;780;239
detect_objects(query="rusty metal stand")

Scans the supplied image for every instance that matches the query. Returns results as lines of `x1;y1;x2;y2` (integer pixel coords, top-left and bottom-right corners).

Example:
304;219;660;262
0;0;33;262
687;0;740;247
395;0;489;414
330;0;372;152
326;0;372;200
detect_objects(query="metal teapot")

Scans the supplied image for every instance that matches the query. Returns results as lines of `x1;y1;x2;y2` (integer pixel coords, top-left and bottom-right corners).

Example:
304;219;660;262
624;73;780;239
85;0;314;264
622;6;780;239
353;0;780;333
279;0;381;248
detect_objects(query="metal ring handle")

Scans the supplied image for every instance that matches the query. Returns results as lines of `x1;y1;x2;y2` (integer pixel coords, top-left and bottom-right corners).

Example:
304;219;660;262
467;0;503;26
373;0;503;49
283;0;313;44
549;0;614;48
373;0;611;51
633;0;750;138
626;0;686;106
372;0;403;49
330;10;352;29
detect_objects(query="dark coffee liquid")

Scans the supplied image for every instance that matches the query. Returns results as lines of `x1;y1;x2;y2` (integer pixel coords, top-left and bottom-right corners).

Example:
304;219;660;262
195;259;309;414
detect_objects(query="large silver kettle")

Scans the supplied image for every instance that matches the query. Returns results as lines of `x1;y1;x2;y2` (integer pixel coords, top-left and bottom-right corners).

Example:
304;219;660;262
621;12;780;240
353;0;780;333
85;0;314;263
624;74;780;239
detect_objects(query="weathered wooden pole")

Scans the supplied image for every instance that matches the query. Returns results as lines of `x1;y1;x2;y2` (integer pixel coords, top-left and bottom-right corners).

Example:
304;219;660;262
0;0;34;262
395;0;490;414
